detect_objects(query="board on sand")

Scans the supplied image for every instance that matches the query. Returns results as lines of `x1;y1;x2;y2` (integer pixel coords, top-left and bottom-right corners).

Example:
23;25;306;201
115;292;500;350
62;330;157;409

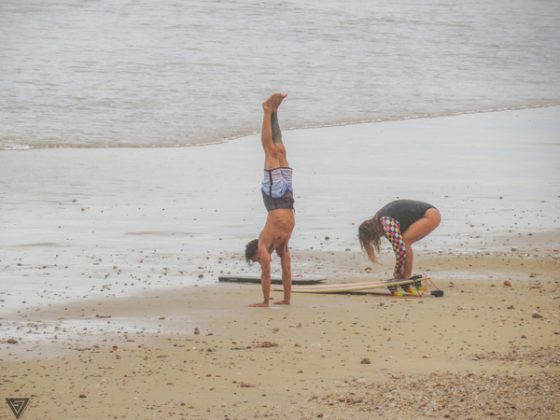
218;275;327;285
272;276;430;294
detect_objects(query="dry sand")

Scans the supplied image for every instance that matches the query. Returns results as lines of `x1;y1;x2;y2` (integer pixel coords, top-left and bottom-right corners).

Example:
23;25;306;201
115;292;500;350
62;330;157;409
1;250;559;419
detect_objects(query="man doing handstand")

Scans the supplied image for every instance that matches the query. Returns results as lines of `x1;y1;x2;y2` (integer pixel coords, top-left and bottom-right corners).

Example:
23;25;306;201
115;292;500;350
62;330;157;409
245;93;295;307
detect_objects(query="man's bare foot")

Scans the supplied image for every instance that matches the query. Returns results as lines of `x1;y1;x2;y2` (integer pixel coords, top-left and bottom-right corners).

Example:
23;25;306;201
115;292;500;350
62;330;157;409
249;302;269;308
274;300;290;305
262;93;287;112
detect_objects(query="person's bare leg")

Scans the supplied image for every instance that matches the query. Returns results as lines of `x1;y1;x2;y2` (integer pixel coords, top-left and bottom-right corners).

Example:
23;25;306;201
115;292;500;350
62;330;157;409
262;93;287;169
271;111;282;144
402;208;441;278
262;93;287;113
271;111;290;168
403;243;414;279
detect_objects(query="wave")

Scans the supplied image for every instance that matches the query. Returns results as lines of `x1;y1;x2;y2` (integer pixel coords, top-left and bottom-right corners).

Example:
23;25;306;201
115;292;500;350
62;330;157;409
2;101;559;151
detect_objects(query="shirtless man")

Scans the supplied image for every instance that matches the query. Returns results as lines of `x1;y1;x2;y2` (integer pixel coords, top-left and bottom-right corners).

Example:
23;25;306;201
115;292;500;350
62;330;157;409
245;93;295;307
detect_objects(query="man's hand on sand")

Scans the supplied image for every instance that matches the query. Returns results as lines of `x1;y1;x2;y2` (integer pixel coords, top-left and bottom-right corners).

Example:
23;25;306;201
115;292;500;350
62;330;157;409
248;302;269;308
248;300;290;307
262;93;287;112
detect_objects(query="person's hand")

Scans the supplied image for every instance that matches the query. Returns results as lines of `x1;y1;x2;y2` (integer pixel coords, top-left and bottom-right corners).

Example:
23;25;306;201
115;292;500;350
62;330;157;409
274;300;290;305
248;302;269;308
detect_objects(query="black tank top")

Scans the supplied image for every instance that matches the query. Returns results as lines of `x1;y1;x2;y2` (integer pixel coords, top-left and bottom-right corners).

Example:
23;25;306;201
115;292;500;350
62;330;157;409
376;199;436;233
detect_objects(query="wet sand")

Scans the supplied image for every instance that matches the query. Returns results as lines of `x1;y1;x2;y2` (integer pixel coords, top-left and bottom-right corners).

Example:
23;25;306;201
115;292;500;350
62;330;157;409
1;107;559;418
1;252;559;419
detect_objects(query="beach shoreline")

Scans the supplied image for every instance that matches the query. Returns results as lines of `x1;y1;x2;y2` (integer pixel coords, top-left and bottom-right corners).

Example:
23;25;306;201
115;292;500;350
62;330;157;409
1;107;559;418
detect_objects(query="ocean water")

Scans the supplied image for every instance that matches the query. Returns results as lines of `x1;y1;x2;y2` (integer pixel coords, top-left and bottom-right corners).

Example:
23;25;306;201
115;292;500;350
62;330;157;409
1;0;559;149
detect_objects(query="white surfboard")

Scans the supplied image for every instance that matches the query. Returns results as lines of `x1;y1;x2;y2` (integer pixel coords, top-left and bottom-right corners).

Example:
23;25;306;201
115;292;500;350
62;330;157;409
273;276;429;294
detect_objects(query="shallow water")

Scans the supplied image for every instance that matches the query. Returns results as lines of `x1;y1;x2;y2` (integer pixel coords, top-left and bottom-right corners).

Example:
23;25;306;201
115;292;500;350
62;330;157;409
1;0;559;149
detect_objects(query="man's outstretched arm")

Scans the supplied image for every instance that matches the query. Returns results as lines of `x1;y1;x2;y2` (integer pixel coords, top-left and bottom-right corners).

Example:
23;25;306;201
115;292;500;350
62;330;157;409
249;250;271;307
277;249;291;305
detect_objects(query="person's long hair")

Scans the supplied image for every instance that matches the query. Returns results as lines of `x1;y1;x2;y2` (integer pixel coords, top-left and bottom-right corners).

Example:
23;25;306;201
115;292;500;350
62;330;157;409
358;216;384;262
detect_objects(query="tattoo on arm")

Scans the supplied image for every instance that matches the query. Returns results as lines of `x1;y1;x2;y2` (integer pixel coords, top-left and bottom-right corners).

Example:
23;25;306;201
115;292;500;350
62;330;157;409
271;112;283;144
